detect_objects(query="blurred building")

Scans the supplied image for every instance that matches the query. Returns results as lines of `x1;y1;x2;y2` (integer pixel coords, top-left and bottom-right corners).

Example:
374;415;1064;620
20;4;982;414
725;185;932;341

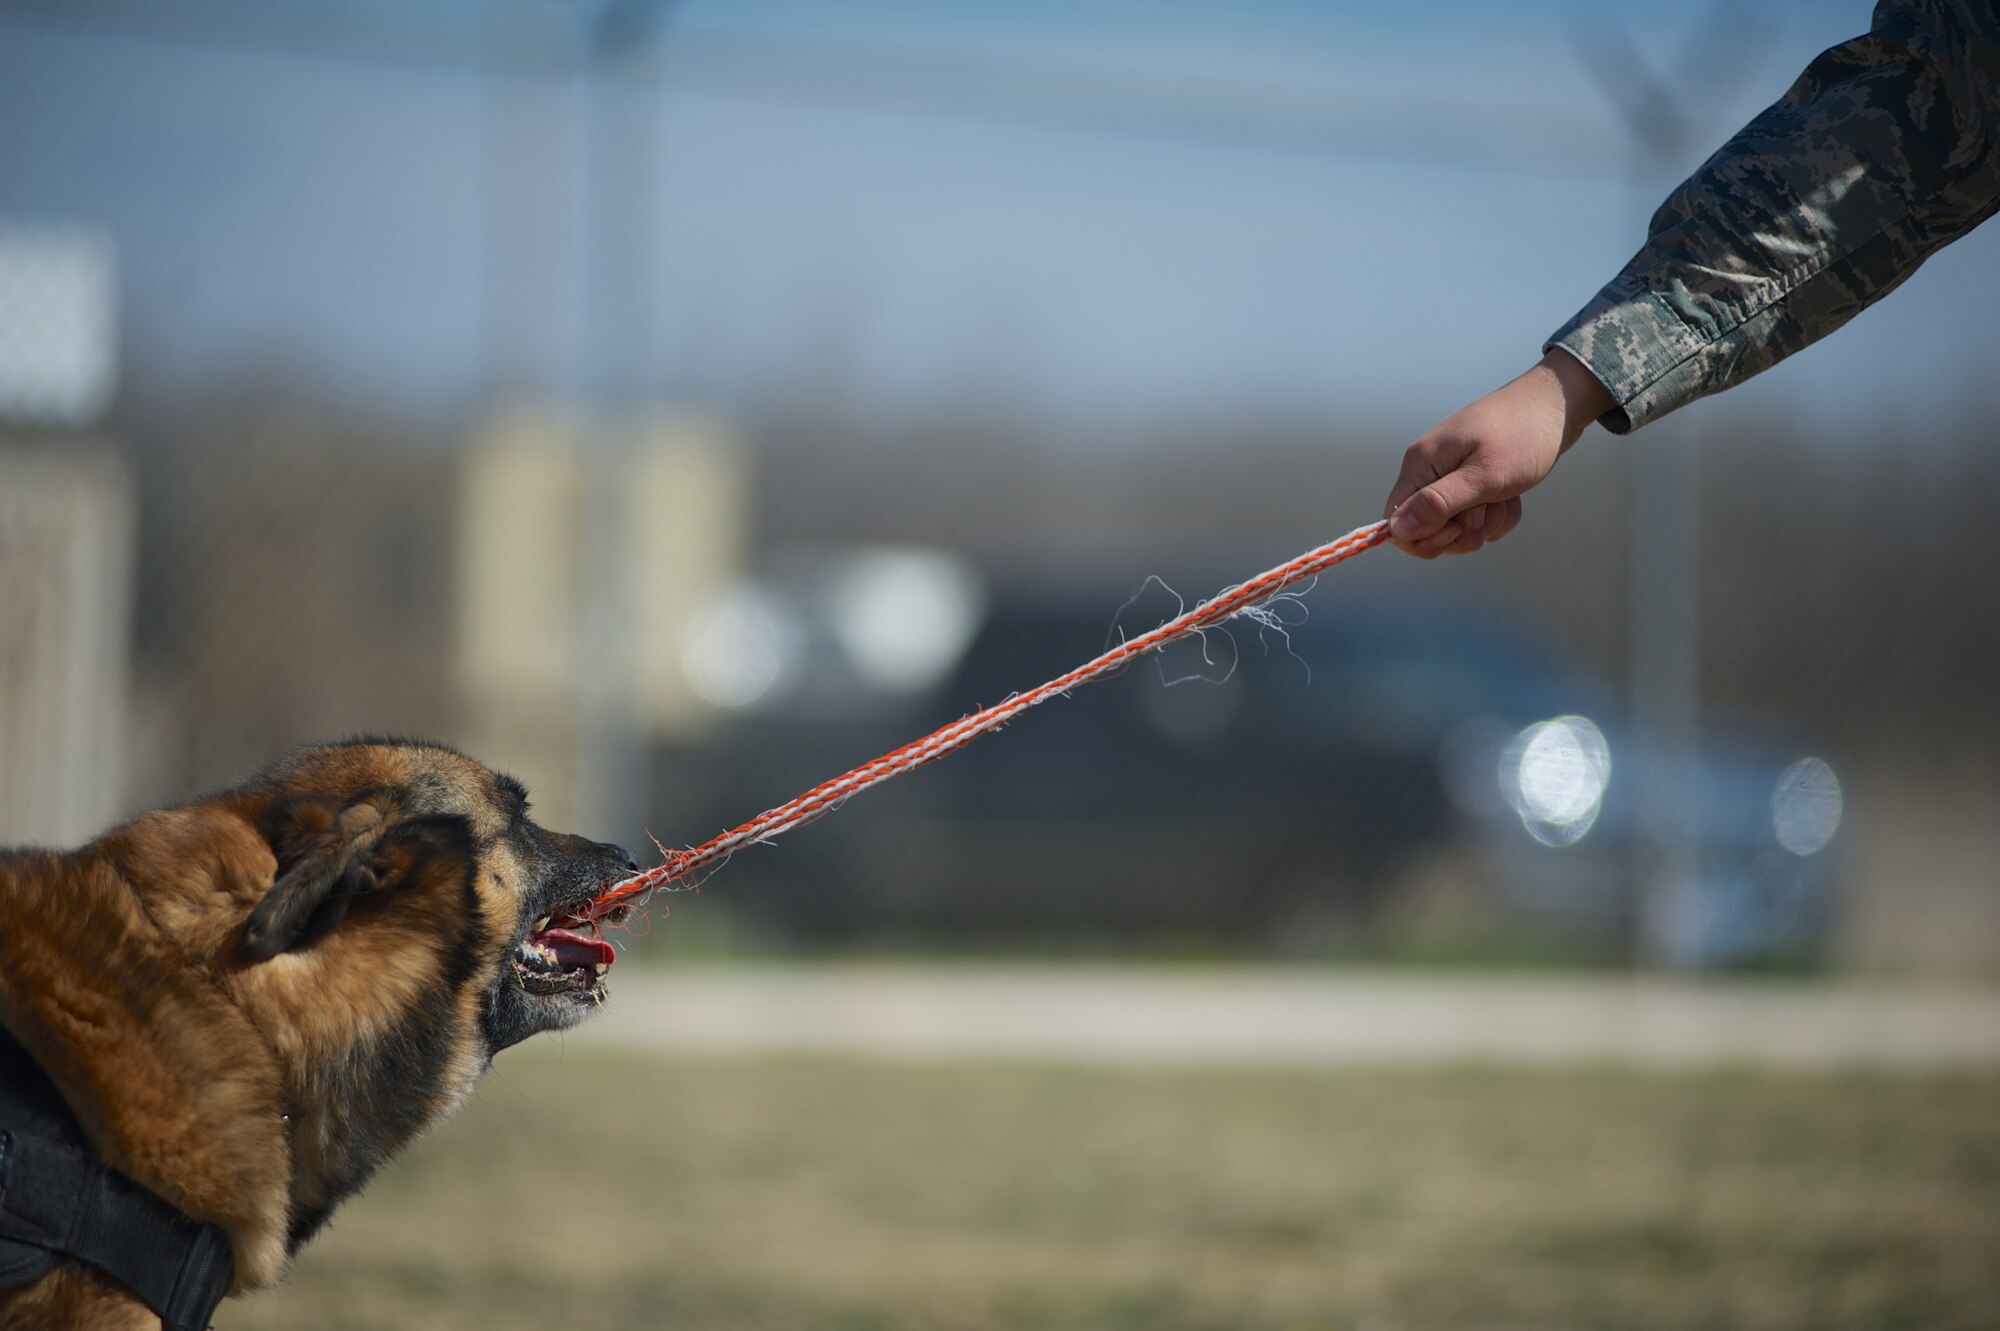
456;411;746;836
0;222;131;847
0;443;133;847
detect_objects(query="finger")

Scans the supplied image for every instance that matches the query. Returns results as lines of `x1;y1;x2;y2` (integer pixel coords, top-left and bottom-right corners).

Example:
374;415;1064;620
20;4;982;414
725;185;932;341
1387;465;1493;545
1382;450;1438;521
1383;482;1411;523
1442;503;1488;556
1486;497;1524;544
1407;518;1465;560
1383;425;1477;524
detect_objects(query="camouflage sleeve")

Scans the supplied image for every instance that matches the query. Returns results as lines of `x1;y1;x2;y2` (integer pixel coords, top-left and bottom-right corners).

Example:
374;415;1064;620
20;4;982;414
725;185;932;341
1547;0;2000;434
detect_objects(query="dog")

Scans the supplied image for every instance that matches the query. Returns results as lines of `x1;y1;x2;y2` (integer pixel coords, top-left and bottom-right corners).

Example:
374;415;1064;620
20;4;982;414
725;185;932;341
0;738;637;1329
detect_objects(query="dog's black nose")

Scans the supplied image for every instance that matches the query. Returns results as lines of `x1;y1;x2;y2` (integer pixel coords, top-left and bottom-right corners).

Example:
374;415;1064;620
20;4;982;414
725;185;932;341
603;842;640;873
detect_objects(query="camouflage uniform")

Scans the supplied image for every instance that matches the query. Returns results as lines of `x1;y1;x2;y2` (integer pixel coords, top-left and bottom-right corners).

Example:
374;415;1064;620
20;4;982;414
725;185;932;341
1548;0;2000;434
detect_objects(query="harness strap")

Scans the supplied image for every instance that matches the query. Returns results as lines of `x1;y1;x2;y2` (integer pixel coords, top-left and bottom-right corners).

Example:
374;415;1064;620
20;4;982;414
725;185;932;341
0;1126;235;1331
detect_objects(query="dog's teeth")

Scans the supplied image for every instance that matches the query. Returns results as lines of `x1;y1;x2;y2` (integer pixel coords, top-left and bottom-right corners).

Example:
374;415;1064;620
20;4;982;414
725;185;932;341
593;963;608;975
533;916;550;932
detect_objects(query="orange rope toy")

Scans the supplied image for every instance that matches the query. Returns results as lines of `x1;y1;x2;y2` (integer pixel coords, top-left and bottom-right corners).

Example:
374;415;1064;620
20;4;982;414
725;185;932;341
563;518;1393;929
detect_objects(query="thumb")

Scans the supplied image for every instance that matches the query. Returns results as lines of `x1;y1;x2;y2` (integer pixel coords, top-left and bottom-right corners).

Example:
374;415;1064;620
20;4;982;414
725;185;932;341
1388;466;1494;542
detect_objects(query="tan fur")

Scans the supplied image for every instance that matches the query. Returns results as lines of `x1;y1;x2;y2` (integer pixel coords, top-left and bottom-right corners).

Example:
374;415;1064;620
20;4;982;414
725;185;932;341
1;1263;161;1331
0;740;621;1329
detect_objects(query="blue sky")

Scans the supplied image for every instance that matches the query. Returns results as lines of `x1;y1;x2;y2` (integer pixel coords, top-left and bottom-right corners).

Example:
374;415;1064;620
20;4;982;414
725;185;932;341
1;0;1994;445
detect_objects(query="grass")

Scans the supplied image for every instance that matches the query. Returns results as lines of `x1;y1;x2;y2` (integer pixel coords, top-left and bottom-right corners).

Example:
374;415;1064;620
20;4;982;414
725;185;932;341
223;1053;2000;1331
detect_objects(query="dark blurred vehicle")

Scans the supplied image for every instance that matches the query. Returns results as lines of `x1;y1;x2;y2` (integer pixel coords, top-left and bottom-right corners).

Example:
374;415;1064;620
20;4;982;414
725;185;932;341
1450;710;1844;968
655;552;1842;963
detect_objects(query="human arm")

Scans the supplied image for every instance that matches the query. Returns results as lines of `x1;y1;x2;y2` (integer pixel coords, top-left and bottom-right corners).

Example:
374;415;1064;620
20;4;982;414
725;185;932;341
1386;0;1999;555
1555;0;1999;435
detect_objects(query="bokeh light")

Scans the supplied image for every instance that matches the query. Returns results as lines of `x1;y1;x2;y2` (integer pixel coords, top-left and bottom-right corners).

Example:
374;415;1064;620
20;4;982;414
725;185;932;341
1771;755;1842;856
1504;715;1612;847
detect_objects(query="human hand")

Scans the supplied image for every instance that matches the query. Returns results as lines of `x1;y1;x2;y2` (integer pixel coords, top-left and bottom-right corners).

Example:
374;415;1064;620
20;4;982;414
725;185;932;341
1382;348;1613;558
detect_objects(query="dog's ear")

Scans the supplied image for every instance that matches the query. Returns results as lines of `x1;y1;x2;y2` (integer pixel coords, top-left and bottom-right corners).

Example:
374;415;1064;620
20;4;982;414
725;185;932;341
365;815;479;897
243;794;395;960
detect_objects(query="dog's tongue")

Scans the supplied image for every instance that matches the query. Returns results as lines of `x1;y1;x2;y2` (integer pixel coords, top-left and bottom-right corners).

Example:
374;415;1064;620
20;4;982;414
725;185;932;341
537;927;615;969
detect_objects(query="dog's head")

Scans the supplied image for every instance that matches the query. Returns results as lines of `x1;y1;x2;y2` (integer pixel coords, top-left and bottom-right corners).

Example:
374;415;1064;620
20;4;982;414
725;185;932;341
228;738;639;1055
145;738;641;1251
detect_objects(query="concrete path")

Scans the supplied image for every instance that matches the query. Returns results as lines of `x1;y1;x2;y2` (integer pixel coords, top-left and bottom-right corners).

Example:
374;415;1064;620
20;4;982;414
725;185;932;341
576;965;2000;1070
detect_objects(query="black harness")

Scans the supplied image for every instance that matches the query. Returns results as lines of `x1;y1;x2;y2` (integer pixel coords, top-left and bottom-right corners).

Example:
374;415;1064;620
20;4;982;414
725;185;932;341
0;1025;234;1331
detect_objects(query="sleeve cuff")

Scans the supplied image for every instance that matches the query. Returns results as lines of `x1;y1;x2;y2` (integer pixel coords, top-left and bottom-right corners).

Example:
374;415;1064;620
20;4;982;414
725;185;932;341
1545;273;1714;435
